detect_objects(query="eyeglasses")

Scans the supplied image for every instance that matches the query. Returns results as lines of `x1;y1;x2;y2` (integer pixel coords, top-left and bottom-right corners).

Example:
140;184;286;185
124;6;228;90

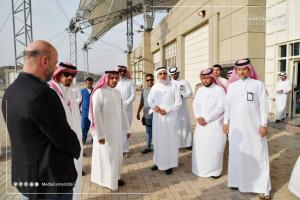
62;72;76;78
158;72;167;75
146;79;154;82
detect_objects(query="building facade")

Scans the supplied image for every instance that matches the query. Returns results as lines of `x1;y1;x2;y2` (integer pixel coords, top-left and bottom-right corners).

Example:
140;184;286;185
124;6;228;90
265;0;300;118
0;66;22;90
129;0;266;93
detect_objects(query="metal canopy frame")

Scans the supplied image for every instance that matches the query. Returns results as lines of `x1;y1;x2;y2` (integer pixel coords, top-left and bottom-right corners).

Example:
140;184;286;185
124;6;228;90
69;0;161;68
76;0;106;20
11;0;33;68
126;0;134;53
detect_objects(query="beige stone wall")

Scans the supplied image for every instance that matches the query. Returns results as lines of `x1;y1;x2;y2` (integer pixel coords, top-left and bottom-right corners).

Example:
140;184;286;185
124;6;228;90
265;0;300;117
129;0;266;86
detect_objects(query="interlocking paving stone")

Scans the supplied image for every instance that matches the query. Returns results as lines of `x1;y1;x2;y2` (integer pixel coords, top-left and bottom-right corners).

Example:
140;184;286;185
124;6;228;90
1;93;300;200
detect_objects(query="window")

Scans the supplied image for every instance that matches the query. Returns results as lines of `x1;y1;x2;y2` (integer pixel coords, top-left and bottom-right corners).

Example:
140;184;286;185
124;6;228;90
164;42;177;67
153;51;160;68
134;61;143;86
291;42;300;56
279;59;286;72
279;45;287;58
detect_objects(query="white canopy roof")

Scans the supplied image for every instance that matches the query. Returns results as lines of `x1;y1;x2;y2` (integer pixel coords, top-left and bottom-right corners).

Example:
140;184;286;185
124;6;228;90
77;0;179;45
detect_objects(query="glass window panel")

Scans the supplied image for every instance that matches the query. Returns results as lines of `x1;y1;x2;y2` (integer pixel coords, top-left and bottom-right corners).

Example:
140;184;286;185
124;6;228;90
165;42;177;59
279;45;287;57
291;42;300;56
279;59;286;72
296;90;300;114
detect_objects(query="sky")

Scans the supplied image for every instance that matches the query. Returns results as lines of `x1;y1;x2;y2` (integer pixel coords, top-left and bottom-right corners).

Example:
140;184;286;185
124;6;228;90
0;0;166;74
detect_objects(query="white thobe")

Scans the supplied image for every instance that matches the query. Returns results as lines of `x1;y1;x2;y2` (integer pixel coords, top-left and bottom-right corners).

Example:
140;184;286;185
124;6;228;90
90;86;129;190
192;84;226;177
224;78;271;195
219;77;228;87
148;81;182;170
116;78;135;153
50;82;82;200
72;85;82;105
172;79;193;148
289;156;300;198
275;79;292;120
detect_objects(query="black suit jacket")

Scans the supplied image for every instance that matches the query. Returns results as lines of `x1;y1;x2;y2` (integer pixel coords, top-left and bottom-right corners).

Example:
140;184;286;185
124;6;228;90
2;72;81;199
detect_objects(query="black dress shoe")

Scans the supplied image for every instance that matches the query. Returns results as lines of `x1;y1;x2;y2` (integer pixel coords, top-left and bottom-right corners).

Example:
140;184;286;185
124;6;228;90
165;168;173;175
82;171;86;176
186;146;192;150
230;187;238;190
141;149;152;154
118;179;125;186
151;165;158;171
210;175;221;179
275;119;281;123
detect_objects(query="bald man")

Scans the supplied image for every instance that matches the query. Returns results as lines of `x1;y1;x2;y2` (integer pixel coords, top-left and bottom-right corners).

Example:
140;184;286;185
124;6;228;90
2;40;81;200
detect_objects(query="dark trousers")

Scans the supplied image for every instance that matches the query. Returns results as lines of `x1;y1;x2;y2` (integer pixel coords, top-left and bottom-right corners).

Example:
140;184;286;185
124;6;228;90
145;125;152;149
144;118;153;149
81;116;91;144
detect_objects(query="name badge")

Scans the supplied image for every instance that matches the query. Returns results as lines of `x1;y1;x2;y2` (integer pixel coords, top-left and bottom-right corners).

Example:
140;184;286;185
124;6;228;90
247;92;254;101
180;85;184;91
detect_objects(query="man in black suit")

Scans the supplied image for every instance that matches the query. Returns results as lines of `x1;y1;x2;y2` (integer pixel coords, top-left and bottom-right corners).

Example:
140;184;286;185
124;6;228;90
2;40;81;200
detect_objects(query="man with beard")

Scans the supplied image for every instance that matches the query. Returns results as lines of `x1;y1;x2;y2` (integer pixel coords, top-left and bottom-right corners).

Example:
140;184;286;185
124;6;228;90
136;73;154;154
192;68;226;179
147;66;182;175
212;64;228;87
89;71;130;190
2;40;80;199
274;72;292;122
168;66;193;149
49;62;83;200
223;58;271;200
115;65;135;155
81;77;94;144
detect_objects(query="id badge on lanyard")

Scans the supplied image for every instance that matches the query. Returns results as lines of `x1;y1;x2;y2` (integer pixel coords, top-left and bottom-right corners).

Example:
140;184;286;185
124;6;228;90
247;92;254;101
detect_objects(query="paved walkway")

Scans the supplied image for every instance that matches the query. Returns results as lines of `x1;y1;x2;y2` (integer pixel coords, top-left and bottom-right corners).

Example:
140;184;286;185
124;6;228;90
0;92;300;200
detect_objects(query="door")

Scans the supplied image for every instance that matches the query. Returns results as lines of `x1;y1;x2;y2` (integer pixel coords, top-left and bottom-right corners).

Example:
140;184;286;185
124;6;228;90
184;24;209;93
292;61;300;117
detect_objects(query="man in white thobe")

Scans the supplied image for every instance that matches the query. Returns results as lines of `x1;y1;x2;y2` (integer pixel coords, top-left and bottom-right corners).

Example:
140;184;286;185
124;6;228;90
192;68;226;178
213;64;228;87
168;66;193;149
115;65;135;154
89;70;130;191
274;72;292;123
148;66;182;175
289;156;300;198
49;62;82;200
224;58;271;199
226;70;233;80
